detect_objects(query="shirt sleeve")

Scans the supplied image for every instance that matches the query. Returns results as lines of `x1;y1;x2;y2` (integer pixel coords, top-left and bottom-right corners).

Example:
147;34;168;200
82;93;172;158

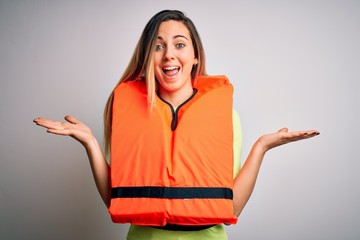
232;109;242;178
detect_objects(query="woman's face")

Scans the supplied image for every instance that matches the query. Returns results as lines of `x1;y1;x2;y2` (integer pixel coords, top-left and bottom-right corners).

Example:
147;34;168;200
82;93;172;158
154;20;198;101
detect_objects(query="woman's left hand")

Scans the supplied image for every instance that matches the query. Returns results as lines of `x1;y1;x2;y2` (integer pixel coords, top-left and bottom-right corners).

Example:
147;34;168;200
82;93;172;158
257;128;319;152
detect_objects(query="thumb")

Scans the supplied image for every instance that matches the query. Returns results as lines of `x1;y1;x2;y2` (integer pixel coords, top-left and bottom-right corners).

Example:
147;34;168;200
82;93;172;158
278;127;288;133
64;115;79;124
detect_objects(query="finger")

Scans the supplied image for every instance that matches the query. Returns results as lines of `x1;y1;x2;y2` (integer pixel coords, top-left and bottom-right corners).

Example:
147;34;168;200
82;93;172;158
33;118;62;128
302;130;320;138
47;128;71;136
296;130;319;137
309;130;320;135
33;117;56;124
34;118;76;132
285;130;319;142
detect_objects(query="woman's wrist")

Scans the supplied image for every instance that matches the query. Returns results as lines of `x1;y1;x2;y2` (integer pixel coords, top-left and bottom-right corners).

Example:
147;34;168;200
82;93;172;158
254;138;268;156
83;135;99;150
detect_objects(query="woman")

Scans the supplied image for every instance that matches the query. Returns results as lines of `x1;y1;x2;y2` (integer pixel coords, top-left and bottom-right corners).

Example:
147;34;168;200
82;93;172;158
34;10;319;240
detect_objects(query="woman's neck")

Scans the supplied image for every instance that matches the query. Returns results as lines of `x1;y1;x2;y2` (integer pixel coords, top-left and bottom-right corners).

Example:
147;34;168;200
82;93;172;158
158;87;194;108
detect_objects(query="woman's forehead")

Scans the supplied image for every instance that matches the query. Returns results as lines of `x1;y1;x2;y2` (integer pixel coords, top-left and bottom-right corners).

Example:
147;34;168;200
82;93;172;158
157;20;191;39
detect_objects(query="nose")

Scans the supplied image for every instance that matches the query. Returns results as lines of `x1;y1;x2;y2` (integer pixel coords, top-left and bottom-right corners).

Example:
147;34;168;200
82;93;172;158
163;47;175;61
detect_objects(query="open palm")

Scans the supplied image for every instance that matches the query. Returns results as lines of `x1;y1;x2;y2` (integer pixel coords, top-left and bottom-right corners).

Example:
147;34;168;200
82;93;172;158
33;115;94;147
258;128;319;152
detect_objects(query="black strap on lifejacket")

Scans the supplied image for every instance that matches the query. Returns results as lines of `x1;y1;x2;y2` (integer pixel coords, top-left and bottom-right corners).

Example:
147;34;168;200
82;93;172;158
111;186;233;199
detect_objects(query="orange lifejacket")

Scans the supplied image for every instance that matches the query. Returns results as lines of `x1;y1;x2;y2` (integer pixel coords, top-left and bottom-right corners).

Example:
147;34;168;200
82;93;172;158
108;75;237;226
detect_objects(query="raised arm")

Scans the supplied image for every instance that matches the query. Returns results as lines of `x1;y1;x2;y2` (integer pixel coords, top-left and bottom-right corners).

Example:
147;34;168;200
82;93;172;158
232;128;319;216
33;115;111;208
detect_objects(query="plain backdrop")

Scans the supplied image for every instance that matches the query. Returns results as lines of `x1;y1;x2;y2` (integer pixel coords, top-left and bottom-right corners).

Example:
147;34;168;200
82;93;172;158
1;0;359;239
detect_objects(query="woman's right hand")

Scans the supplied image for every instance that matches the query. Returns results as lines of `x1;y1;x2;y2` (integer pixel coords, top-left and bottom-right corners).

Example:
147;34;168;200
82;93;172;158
33;115;95;148
34;115;111;207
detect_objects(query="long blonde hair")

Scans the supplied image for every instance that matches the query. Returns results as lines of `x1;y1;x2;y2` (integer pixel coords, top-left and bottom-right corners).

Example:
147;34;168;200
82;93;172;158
103;10;207;156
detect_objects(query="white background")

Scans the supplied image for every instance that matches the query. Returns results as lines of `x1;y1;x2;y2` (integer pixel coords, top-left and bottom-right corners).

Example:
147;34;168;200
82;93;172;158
1;0;359;239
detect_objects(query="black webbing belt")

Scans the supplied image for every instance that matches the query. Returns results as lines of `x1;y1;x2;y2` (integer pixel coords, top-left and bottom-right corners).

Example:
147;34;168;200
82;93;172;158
111;186;233;199
111;186;232;231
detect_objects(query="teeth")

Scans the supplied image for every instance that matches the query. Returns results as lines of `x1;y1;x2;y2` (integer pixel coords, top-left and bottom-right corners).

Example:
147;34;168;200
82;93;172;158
163;66;179;71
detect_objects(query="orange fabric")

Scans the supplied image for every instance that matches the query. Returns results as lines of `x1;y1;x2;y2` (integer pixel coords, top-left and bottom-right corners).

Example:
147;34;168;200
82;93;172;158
108;75;237;226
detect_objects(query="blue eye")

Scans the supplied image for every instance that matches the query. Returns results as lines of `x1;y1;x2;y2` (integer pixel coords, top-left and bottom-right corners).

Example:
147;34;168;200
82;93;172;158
176;43;185;48
155;44;164;51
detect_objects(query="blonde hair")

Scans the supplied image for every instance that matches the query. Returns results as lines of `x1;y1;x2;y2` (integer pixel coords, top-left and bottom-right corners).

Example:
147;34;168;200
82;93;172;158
103;10;207;156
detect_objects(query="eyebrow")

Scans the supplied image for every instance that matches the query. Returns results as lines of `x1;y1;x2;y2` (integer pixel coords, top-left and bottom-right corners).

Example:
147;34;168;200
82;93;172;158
157;35;189;41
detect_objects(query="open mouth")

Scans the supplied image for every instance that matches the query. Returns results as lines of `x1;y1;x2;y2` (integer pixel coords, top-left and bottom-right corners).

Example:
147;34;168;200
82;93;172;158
162;66;180;77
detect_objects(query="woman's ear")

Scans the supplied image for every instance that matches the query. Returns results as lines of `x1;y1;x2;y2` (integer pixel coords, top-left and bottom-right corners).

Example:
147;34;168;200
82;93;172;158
194;58;198;65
